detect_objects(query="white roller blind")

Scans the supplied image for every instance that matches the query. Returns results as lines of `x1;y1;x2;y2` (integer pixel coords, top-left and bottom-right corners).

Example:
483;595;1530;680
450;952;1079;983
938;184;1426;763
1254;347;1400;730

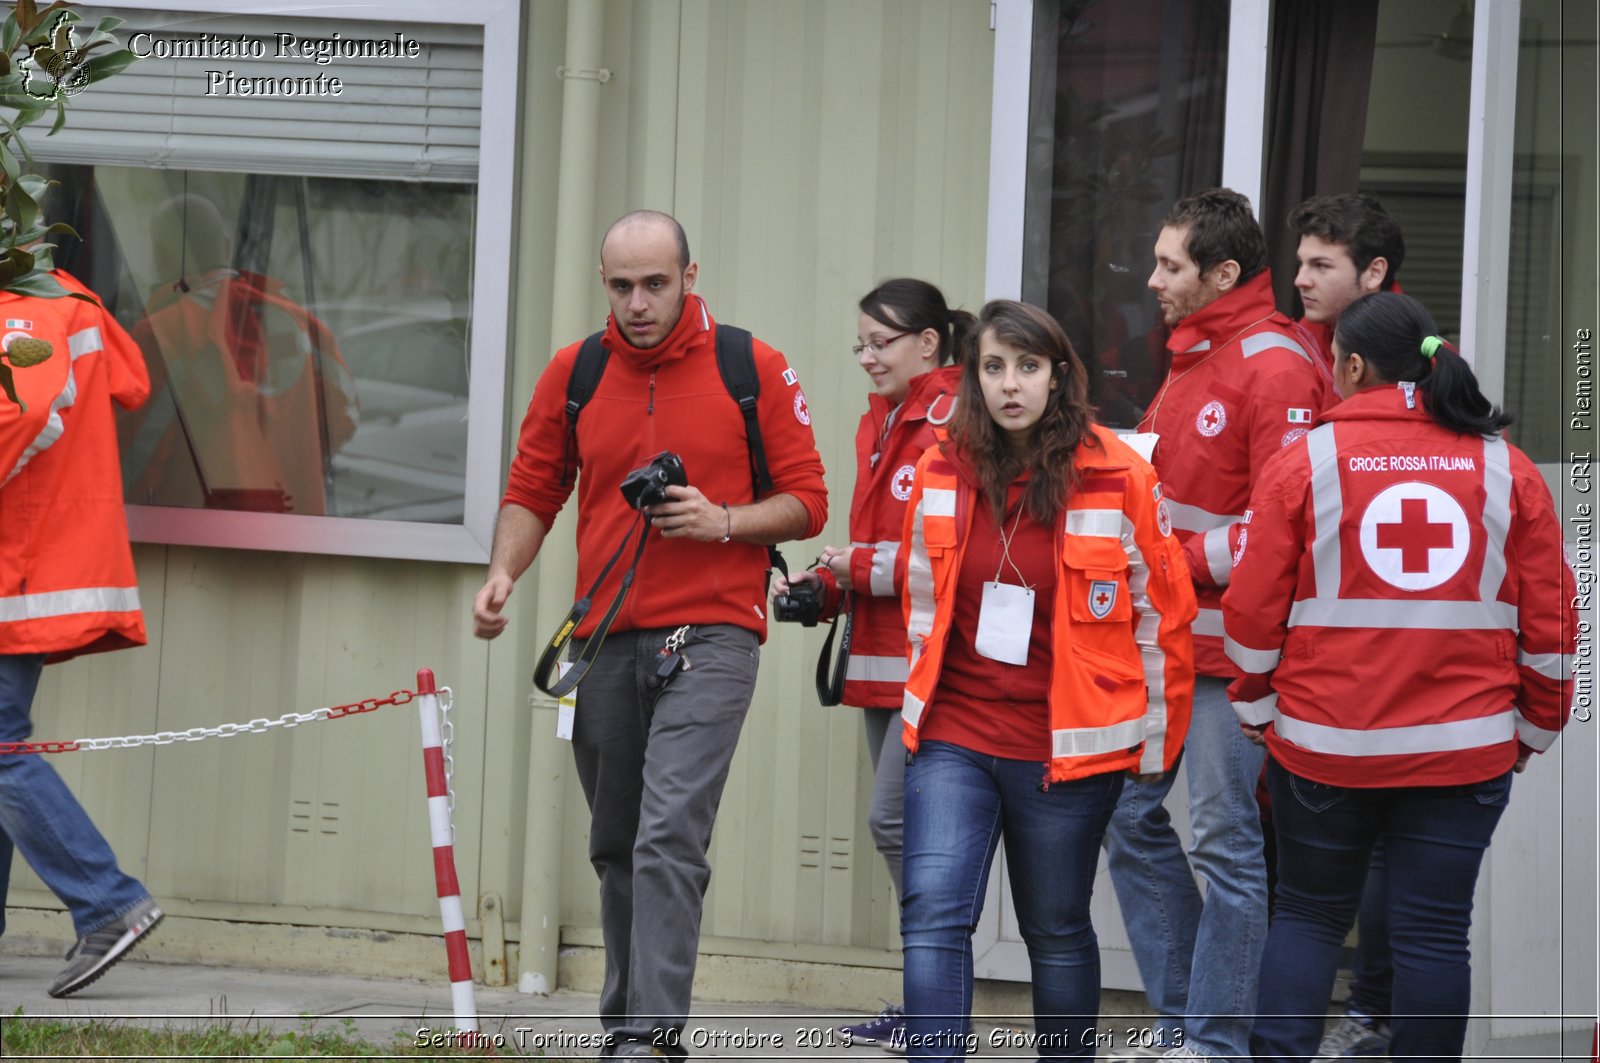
32;8;481;181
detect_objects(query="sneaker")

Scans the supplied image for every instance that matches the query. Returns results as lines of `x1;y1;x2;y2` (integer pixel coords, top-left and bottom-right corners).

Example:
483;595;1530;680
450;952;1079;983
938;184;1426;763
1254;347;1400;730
841;1003;906;1045
48;896;164;998
885;1021;907;1055
1313;1013;1391;1062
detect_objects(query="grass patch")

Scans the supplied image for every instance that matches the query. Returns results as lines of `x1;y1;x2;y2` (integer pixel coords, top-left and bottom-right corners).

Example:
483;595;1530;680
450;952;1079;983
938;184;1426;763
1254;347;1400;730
0;1010;518;1060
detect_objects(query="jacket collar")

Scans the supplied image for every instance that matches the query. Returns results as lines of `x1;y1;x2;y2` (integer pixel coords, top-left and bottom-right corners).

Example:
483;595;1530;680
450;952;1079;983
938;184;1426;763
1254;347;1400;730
602;293;713;371
1165;270;1285;367
870;364;962;429
1321;384;1438;425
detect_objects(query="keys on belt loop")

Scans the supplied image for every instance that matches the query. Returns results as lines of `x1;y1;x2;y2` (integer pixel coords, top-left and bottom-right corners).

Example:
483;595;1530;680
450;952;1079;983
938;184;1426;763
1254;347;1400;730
651;625;693;689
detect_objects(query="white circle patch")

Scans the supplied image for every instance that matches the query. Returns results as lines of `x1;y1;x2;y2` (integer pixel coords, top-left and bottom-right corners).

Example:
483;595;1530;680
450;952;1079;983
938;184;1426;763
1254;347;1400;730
1196;400;1227;437
793;390;811;426
1358;482;1469;591
891;463;916;501
1156;499;1173;537
1281;427;1308;448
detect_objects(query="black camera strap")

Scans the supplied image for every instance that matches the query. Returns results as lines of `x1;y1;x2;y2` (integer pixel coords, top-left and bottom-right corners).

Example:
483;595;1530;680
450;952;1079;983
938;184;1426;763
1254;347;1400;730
814;591;852;707
533;512;652;699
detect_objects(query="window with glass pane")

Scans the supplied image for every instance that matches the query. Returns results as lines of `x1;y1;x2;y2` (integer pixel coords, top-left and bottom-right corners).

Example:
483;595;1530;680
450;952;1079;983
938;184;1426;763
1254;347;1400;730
1021;0;1229;428
45;165;474;521
30;7;484;526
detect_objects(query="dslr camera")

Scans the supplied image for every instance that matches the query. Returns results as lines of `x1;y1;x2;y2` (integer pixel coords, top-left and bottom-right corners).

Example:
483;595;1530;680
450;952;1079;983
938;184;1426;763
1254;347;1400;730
620;450;688;510
773;575;823;627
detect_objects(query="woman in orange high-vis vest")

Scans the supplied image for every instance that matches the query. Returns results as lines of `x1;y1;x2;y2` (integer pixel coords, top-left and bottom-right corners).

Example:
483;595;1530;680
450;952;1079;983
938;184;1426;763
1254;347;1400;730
898;300;1196;1061
1226;293;1576;1063
773;279;972;1049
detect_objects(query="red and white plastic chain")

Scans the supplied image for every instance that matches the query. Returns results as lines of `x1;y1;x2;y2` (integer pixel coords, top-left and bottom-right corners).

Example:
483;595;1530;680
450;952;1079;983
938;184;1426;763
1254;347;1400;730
0;689;443;756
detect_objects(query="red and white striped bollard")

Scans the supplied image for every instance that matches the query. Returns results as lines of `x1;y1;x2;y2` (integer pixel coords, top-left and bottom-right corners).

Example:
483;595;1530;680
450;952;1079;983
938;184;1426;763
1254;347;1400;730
416;668;478;1033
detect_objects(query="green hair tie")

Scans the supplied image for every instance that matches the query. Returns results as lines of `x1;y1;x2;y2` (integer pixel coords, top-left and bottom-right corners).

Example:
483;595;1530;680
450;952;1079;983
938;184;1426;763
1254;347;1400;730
1420;335;1444;360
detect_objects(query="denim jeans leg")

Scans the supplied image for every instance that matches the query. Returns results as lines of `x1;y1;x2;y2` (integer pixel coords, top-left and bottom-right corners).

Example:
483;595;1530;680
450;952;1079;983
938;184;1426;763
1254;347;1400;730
863;710;906;899
1179;675;1268;1058
1101;750;1200;1029
1000;766;1124;1061
902;742;1005;1062
0;654;151;939
1252;760;1382;1063
1345;839;1392;1021
1382;772;1509;1062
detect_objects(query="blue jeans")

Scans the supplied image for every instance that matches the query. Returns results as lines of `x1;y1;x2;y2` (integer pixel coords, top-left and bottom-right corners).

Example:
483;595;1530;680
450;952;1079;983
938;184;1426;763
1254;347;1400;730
1252;759;1510;1063
1101;674;1267;1057
901;740;1124;1062
0;654;151;939
1346;841;1392;1022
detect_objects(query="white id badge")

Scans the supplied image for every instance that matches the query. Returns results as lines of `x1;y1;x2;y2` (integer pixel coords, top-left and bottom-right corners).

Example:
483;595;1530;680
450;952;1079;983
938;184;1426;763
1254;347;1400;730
975;581;1035;665
554;662;577;741
1118;430;1160;463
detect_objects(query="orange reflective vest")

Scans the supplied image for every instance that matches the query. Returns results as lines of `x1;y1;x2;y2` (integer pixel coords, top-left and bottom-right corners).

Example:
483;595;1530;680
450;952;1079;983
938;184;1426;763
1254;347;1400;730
1;272;149;661
900;425;1198;782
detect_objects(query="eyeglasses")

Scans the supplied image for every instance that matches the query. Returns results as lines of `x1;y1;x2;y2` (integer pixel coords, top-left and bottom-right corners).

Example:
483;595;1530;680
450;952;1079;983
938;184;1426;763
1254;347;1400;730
851;331;910;357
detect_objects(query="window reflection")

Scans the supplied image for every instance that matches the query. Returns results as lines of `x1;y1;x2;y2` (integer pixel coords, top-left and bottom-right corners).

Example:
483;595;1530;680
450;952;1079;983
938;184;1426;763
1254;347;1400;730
44;165;474;522
1022;0;1229;428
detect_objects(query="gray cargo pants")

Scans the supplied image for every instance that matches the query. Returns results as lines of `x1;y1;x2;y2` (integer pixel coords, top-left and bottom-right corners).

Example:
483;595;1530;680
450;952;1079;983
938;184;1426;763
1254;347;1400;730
570;623;759;1056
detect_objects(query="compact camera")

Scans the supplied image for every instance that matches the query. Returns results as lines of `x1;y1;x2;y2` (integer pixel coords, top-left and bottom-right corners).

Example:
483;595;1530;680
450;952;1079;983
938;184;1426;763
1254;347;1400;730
773;577;823;627
620;450;688;510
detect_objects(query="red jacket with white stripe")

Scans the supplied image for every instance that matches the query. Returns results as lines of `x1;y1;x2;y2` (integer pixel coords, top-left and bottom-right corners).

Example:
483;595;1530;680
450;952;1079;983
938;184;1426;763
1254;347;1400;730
1138;270;1334;676
814;366;959;708
1221;387;1575;787
899;427;1197;782
1;272;150;661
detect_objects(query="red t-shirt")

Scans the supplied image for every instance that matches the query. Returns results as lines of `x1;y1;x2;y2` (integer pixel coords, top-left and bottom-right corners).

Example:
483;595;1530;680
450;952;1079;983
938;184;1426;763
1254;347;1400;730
922;478;1058;760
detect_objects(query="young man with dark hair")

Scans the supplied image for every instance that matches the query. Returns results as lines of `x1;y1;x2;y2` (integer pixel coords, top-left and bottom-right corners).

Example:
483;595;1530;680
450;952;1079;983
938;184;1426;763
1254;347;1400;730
1289;193;1406;374
1103;188;1332;1061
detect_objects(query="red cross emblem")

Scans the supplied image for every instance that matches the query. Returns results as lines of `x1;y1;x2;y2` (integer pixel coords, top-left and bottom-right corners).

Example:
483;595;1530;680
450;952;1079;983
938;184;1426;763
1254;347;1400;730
1088;579;1118;619
1358;482;1469;591
1196;400;1227;437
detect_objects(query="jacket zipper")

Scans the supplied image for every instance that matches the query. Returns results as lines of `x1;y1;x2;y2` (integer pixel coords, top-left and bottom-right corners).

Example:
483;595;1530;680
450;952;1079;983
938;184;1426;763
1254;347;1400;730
648;371;656;415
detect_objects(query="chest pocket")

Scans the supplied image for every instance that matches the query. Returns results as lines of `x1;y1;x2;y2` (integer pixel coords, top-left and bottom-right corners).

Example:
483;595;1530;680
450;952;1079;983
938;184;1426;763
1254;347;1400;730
1063;535;1133;623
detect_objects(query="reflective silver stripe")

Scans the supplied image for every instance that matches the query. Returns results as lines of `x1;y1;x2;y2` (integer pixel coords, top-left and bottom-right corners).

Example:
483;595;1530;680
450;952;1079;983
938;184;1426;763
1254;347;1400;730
68;326;104;359
868;540;899;597
1193;607;1225;638
1183;340;1211;354
1479;437;1512;601
1203;525;1233;584
902;689;926;729
1514;710;1560;752
1121;511;1169;773
1164;500;1237;533
1065;508;1123;538
0;586;142;623
1233;692;1278;726
922;487;956;517
1306;424;1342;597
1053;715;1147;758
1289;597;1517;630
1240;330;1312;365
1276;709;1515;756
1517;650;1574;680
904;497;940;649
846;653;909;684
2;361;79;488
1224;634;1280;675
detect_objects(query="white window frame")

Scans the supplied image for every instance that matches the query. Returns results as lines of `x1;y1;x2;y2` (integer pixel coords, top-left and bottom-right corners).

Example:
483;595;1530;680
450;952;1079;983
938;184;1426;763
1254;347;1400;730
90;0;518;564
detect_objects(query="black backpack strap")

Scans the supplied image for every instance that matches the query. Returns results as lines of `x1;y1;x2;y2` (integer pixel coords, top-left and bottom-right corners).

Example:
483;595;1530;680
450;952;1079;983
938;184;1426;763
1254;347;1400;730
713;325;773;497
713;324;790;575
562;331;610;487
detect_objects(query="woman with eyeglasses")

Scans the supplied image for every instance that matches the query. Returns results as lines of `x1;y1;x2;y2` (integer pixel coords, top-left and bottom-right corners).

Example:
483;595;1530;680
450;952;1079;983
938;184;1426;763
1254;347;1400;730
1223;292;1576;1062
897;299;1196;1060
775;277;971;1048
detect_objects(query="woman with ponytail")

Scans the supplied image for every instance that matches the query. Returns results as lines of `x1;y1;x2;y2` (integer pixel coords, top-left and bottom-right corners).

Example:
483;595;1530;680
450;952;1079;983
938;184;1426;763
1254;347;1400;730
773;279;972;1047
1222;292;1576;1062
896;300;1195;1060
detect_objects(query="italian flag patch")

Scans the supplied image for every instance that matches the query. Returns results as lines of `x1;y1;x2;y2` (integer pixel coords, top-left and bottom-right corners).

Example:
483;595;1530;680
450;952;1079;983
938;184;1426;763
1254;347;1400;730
1287;408;1313;423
